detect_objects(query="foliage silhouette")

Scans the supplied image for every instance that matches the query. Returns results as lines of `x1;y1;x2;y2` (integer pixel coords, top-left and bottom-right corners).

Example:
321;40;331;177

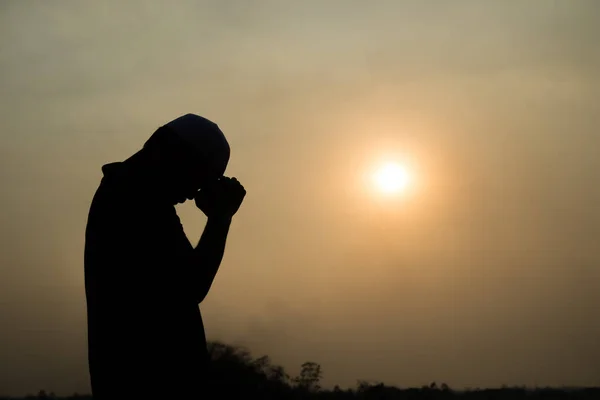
3;341;599;399
294;361;324;392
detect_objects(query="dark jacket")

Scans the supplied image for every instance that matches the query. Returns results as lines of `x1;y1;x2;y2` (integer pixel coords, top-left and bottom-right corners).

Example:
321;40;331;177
84;162;209;399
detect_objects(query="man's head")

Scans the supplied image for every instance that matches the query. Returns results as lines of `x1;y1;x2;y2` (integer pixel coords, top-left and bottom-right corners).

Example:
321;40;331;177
141;114;230;204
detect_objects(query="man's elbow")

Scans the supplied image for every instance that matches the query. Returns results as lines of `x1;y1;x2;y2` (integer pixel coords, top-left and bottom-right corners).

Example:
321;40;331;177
195;291;208;304
195;285;212;304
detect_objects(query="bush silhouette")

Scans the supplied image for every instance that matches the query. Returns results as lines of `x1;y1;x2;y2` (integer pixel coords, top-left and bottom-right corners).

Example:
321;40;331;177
3;340;600;399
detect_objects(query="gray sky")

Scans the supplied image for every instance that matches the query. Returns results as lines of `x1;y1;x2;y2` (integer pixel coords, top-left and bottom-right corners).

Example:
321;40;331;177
1;0;599;396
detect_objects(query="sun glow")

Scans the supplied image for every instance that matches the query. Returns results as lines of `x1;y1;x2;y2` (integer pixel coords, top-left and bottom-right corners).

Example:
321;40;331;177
372;162;410;195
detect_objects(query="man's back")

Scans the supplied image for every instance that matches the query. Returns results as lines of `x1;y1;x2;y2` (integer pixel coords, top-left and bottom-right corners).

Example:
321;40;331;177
84;163;209;398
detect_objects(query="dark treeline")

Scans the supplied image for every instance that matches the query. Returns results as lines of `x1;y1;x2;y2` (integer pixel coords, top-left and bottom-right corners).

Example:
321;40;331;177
4;341;599;399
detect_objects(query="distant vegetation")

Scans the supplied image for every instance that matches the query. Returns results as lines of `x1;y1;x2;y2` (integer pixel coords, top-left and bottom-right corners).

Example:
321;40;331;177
3;341;599;399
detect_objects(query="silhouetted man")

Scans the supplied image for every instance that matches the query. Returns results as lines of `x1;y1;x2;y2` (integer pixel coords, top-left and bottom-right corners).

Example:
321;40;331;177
84;114;246;399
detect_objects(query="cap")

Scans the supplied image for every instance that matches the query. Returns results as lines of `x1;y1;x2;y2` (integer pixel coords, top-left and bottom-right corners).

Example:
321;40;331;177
164;113;230;175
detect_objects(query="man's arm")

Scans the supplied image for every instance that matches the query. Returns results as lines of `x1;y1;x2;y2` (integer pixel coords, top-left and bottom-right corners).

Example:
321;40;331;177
189;176;245;304
191;216;232;304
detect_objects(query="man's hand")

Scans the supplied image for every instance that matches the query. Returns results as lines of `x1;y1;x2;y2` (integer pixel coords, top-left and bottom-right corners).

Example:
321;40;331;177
194;177;246;219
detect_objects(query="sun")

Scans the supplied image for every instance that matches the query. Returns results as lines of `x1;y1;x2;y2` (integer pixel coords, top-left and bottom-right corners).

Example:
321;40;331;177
372;162;410;195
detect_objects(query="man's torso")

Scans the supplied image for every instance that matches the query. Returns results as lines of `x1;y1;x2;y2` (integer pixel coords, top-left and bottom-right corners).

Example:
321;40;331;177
84;163;209;397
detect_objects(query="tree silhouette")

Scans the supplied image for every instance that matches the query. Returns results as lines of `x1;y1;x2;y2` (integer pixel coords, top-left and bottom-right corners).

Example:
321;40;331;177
6;340;600;400
293;361;323;392
206;341;292;398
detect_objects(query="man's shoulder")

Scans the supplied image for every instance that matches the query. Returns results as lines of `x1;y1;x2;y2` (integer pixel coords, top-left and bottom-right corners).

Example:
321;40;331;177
87;163;140;228
90;177;129;216
88;162;182;231
91;182;179;227
92;162;145;209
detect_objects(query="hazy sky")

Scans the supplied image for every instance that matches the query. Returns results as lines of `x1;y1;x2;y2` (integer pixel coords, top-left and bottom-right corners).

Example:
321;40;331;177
1;0;599;396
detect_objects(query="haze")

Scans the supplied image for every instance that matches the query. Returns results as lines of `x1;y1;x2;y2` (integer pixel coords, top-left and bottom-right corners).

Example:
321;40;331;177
1;1;599;396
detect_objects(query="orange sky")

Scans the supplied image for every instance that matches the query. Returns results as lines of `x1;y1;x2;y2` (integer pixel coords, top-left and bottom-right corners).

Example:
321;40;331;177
1;1;599;396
